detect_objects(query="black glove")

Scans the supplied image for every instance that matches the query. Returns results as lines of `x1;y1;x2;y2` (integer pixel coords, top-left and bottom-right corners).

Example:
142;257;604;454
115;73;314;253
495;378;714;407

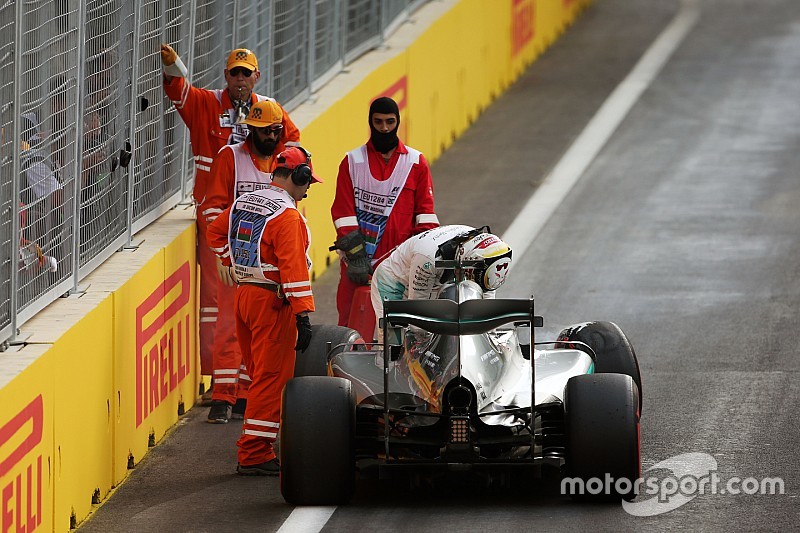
330;230;372;285
295;314;312;352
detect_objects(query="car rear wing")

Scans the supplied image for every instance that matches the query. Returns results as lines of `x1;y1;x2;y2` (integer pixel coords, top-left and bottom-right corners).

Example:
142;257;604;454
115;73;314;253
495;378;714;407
383;298;543;336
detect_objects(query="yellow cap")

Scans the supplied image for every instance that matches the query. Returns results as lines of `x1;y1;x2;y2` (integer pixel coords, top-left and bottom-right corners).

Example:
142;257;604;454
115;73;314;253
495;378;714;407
244;100;283;128
227;48;258;71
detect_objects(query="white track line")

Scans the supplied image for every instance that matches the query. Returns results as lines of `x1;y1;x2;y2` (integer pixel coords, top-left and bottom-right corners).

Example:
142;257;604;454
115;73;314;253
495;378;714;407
277;2;699;531
276;506;337;533
502;0;700;267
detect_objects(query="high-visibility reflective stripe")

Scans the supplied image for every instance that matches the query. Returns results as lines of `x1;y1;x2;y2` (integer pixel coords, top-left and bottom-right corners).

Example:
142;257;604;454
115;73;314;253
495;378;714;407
195;155;214;163
285;290;313;298
210;244;228;253
214;369;239;375
214;378;237;384
200;307;218;313
243;429;277;438
246;419;280;428
199;317;217;323
172;81;190;109
239;374;251;382
179;81;190;107
282;281;310;288
202;207;223;216
416;213;439;224
196;164;211;172
334;216;358;229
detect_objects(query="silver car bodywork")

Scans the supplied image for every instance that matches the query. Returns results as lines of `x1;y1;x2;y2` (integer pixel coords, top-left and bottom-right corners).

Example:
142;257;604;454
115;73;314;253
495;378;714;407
332;281;593;425
329;280;596;466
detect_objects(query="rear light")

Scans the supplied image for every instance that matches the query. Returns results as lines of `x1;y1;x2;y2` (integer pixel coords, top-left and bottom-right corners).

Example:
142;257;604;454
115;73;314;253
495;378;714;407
449;416;470;444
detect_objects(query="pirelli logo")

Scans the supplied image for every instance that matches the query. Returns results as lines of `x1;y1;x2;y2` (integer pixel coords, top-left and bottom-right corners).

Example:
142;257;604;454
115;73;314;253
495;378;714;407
135;262;192;427
374;77;407;112
512;0;535;56
0;395;44;532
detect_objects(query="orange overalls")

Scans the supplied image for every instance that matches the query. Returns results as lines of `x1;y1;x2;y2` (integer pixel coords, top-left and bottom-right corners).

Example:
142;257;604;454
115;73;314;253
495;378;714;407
207;184;314;466
163;75;299;375
199;139;277;405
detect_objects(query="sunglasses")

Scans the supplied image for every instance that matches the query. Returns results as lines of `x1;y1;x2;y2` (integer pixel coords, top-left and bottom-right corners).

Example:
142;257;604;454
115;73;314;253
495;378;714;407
229;67;253;77
255;125;284;136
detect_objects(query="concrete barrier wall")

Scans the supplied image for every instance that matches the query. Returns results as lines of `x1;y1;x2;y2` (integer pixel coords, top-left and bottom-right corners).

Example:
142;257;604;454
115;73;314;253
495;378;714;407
0;0;589;530
0;211;198;532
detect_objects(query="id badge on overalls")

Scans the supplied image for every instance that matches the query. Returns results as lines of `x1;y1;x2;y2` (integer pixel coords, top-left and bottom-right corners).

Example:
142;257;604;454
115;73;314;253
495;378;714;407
220;110;247;144
219;112;233;128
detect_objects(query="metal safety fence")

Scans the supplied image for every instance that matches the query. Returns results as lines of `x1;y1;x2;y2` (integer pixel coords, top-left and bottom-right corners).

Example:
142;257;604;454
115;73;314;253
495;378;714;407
0;0;427;349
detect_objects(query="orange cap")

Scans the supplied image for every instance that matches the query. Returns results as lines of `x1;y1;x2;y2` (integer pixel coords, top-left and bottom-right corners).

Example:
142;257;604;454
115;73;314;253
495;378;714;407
226;48;258;71
243;100;283;128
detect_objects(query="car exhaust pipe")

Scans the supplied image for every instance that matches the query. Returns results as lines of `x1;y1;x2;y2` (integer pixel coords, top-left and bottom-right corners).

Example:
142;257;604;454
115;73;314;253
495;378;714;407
447;385;472;415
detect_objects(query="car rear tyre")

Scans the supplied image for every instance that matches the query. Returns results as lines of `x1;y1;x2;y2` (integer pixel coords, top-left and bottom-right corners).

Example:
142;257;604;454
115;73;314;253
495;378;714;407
280;376;356;505
294;325;363;377
564;373;640;502
556;321;642;411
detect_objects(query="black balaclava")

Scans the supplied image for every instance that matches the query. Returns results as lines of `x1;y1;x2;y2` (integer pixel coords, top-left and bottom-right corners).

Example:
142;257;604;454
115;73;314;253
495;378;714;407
369;97;400;154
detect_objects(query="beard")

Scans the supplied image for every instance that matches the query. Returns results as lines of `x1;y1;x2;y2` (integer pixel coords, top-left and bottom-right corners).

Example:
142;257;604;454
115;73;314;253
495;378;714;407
252;134;278;156
370;128;399;154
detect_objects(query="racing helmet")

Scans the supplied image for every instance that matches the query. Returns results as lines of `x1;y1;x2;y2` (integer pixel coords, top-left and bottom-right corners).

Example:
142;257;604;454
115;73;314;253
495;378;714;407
456;233;512;292
436;226;487;284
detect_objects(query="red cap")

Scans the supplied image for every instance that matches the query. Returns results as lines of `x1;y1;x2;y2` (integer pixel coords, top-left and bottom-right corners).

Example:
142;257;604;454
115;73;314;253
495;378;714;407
275;147;323;183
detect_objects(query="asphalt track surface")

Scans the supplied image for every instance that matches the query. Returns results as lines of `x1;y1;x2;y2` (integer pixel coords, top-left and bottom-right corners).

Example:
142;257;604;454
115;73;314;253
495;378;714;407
81;0;800;530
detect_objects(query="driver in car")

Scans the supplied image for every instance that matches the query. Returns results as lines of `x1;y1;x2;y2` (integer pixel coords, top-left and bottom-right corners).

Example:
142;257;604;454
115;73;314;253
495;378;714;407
370;224;513;323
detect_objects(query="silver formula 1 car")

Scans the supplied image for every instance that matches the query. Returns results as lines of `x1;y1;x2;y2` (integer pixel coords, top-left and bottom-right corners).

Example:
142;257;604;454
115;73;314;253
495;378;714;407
280;263;642;505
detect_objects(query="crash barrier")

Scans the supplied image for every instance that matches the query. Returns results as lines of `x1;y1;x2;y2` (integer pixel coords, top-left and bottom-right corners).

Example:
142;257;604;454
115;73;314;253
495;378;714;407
0;0;590;530
0;0;428;349
0;209;197;532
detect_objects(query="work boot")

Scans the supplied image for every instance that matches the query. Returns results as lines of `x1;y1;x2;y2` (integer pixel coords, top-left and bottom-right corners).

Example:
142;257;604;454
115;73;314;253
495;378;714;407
237;459;280;476
207;400;231;424
200;379;214;406
231;398;247;420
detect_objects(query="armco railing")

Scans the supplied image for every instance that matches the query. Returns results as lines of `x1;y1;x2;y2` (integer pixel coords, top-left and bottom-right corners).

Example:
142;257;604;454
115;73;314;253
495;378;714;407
0;0;426;349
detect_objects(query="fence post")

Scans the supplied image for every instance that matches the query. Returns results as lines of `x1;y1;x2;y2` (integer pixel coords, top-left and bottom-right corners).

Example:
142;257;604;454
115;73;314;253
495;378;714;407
70;0;89;291
9;0;24;344
232;0;241;48
340;0;348;65
267;0;275;96
124;0;145;249
307;0;316;90
179;0;199;204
